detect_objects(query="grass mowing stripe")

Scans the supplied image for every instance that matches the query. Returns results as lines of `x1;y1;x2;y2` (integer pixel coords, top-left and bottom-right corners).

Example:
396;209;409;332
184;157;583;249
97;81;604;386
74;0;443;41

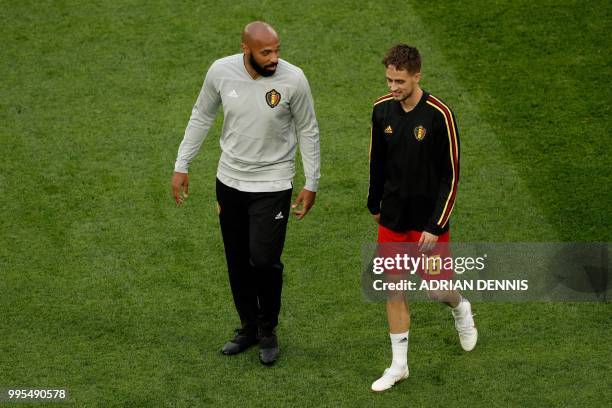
411;0;612;242
398;2;559;242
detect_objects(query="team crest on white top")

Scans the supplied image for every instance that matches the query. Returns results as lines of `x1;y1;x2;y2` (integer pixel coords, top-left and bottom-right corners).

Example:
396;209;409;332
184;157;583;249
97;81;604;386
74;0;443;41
266;89;281;108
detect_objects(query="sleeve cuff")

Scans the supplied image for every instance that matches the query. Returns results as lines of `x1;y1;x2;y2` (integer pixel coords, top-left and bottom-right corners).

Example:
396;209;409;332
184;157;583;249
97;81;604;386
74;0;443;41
174;160;189;173
367;201;381;215
424;223;444;236
304;178;319;192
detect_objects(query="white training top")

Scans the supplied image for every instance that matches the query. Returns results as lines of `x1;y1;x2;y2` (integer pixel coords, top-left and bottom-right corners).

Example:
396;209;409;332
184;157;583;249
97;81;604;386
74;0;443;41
175;54;321;192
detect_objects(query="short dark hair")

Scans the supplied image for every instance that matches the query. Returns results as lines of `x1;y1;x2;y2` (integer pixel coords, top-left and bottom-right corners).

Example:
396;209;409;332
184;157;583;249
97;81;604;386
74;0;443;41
383;44;421;74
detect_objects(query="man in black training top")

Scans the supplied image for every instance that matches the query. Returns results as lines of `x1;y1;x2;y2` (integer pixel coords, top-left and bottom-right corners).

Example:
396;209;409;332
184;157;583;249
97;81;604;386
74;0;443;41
368;44;477;392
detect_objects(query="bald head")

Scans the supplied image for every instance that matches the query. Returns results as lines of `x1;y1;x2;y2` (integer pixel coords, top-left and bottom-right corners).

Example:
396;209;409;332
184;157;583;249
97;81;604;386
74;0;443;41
242;21;279;47
241;21;281;78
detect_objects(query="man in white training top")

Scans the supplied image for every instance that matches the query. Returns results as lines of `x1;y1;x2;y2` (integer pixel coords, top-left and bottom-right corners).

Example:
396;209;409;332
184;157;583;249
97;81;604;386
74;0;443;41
171;21;321;365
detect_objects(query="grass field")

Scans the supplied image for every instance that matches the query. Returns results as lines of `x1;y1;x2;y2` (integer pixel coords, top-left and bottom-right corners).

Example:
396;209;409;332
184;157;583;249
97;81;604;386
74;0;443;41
1;0;611;407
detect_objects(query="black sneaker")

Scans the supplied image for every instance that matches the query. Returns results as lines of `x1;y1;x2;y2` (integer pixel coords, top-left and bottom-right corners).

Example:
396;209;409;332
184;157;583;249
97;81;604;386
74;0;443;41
258;331;279;365
221;328;259;355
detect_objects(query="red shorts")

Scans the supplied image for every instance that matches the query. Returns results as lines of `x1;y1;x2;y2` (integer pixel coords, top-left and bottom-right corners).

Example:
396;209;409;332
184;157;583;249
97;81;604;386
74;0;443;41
376;225;453;280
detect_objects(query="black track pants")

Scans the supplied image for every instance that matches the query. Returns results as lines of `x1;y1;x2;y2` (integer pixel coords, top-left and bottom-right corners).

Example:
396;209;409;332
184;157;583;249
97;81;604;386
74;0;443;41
216;178;292;334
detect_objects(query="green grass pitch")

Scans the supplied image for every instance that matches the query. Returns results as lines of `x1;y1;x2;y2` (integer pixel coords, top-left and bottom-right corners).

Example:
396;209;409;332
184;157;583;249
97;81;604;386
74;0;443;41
1;0;610;406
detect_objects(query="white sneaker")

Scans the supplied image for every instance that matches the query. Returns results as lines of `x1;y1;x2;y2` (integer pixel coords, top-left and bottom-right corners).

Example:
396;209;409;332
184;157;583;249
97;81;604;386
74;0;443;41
371;367;409;392
452;300;478;351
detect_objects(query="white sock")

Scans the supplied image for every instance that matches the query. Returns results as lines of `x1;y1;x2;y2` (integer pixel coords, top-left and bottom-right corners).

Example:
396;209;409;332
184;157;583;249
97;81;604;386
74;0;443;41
389;331;409;373
452;295;467;312
452;297;474;328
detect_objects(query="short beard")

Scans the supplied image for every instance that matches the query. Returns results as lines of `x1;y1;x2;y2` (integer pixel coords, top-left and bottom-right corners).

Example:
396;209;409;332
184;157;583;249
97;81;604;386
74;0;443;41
249;53;276;77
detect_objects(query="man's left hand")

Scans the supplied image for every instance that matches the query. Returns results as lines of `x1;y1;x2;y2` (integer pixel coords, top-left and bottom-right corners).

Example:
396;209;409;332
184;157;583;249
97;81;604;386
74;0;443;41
292;188;316;219
418;231;438;252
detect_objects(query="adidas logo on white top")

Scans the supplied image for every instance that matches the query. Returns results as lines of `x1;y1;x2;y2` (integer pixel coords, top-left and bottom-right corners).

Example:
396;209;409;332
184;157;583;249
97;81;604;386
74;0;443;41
227;89;239;98
274;211;284;220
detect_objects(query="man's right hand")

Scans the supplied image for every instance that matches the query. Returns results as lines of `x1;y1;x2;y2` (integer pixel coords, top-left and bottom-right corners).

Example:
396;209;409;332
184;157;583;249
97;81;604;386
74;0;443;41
373;213;381;224
172;172;189;205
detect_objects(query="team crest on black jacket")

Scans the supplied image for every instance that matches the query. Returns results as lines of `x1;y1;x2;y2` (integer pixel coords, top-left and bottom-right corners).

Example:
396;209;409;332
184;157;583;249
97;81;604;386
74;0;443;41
266;89;281;108
414;125;426;141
